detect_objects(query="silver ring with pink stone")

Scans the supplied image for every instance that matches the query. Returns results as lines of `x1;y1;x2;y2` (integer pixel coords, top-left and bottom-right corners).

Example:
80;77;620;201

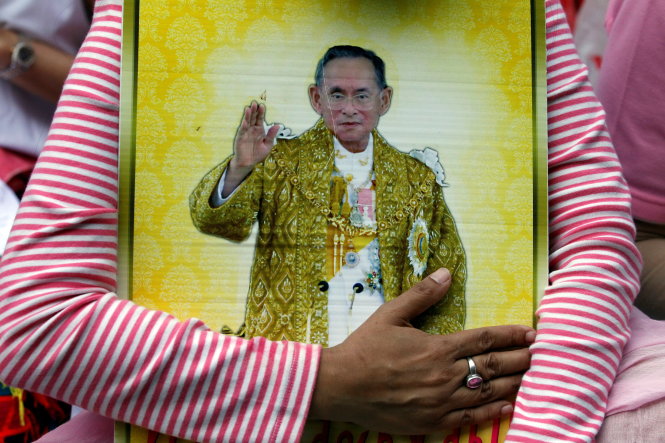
465;357;483;389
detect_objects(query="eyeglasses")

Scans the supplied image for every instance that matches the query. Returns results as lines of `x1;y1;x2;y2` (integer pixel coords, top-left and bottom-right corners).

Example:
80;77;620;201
326;92;378;110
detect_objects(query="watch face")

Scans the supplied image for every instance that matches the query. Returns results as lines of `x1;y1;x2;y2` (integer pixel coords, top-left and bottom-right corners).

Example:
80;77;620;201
0;38;35;79
17;44;35;65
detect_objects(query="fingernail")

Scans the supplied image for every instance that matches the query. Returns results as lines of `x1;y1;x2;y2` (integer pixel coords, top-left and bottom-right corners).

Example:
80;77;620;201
501;404;514;416
429;268;451;284
525;330;536;343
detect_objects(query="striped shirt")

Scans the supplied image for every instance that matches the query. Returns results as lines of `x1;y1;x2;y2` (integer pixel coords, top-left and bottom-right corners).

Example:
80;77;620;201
0;2;318;442
0;1;641;442
506;1;641;442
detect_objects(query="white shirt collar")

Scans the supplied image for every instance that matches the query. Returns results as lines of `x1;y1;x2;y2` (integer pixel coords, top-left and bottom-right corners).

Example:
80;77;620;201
333;133;374;187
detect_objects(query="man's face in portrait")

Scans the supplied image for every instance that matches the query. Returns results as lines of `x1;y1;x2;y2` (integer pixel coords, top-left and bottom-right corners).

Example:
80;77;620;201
309;57;393;152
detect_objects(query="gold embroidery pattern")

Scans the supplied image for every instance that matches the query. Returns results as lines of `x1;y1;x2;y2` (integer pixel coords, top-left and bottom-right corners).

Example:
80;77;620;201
271;150;433;238
189;120;466;345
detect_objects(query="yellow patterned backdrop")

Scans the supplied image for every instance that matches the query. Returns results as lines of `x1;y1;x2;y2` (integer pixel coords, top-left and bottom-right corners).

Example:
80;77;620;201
130;0;536;333
122;1;541;442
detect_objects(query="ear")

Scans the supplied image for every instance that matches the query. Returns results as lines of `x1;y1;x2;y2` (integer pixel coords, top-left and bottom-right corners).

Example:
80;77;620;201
309;84;323;115
379;86;393;116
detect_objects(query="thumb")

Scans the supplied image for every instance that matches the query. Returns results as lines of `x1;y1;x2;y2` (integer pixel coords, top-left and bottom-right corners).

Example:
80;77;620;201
265;124;280;143
380;268;452;324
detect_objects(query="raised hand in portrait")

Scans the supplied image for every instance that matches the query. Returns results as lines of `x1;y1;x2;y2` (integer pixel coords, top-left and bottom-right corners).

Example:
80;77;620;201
223;100;280;197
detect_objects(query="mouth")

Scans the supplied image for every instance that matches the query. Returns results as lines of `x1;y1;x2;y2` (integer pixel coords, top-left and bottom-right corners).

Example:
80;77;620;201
339;122;360;127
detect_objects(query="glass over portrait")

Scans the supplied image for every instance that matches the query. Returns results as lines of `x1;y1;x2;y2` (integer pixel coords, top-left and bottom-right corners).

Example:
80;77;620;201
118;1;546;442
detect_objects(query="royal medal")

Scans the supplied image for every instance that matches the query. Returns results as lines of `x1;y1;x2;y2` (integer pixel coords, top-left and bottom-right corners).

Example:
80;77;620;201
408;218;429;276
349;207;364;227
345;251;360;268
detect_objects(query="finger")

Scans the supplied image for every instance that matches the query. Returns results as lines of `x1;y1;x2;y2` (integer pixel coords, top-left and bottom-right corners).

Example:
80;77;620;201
470;348;531;380
238;106;251;131
265;124;280;144
447;373;523;411
257;103;267;126
440;400;515;431
378;268;451;323
447;324;535;360
248;101;258;126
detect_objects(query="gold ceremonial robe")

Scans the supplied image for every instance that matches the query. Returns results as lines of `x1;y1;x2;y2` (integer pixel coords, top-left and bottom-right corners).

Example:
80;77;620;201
189;120;466;345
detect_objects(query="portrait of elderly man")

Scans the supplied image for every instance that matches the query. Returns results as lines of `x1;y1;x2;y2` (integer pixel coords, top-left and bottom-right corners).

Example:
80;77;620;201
189;45;466;346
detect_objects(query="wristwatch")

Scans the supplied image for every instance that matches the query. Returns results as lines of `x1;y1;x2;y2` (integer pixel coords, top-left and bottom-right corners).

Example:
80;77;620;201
0;32;36;80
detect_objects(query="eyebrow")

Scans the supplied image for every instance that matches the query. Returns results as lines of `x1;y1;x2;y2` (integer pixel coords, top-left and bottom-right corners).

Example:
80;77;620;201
327;86;372;94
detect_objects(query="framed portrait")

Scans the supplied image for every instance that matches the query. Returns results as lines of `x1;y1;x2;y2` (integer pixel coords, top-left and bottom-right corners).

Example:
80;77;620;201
118;0;547;441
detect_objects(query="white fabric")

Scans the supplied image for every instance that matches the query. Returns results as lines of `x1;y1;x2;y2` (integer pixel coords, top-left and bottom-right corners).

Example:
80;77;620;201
0;0;89;156
327;134;383;346
0;180;19;256
212;167;233;206
573;0;610;86
333;134;374;190
327;238;383;346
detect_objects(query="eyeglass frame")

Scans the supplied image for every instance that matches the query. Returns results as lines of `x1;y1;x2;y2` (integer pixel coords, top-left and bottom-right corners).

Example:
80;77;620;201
323;89;387;111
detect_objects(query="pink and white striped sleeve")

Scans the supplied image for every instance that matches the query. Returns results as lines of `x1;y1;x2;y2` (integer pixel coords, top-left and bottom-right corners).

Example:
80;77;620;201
0;2;320;442
506;1;641;442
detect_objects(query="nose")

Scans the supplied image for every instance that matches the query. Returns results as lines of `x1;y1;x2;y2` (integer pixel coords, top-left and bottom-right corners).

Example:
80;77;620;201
341;98;357;114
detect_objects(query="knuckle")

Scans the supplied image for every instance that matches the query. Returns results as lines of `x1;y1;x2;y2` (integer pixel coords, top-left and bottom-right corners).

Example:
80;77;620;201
477;329;495;350
478;379;496;402
483;352;502;379
436;370;456;386
491;375;521;399
458;409;475;428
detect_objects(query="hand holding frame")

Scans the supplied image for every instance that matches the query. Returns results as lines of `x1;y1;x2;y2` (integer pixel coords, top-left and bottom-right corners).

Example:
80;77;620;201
309;268;535;435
